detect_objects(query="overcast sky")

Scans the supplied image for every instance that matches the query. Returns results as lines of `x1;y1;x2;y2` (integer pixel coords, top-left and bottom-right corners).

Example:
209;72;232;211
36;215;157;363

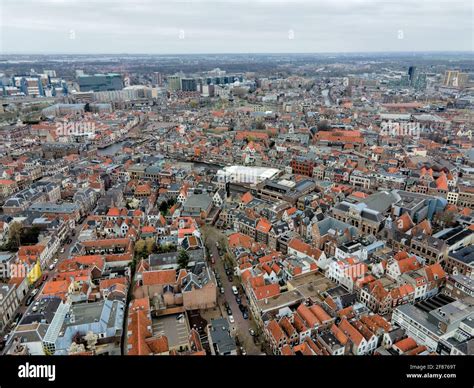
0;0;472;54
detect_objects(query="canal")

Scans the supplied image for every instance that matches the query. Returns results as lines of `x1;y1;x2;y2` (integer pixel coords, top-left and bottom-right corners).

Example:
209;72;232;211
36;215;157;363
96;140;128;156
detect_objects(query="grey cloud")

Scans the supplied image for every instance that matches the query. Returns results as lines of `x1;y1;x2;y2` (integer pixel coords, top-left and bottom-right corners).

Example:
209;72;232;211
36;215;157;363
0;0;472;53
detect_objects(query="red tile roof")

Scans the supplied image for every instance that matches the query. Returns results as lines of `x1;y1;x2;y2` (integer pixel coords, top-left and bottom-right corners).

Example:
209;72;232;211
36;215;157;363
253;283;280;300
256;218;272;233
393;337;418;353
297;304;321;328
267;319;287;344
338;318;365;347
310;304;332;323
99;276;128;290
142;270;176;286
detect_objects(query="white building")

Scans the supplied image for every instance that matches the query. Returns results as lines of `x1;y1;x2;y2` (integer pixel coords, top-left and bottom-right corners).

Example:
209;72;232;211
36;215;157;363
216;165;280;185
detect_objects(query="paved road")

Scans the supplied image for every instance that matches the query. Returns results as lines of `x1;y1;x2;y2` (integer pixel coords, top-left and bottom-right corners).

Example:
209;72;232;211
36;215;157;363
2;219;85;339
205;229;262;355
46;219;85;277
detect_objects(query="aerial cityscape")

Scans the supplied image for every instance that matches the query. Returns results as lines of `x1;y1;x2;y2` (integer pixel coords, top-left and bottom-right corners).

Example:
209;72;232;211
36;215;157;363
0;1;473;384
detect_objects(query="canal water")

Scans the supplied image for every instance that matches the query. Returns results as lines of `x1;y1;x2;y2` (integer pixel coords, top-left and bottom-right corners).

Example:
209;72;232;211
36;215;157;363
96;140;128;156
96;141;224;172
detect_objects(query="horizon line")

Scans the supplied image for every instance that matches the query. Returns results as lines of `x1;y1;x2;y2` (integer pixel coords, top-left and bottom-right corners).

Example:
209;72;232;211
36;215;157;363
1;50;473;57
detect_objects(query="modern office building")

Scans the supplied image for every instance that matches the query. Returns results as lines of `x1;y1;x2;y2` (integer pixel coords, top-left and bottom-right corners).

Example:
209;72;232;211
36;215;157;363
20;77;45;96
205;75;243;85
77;73;124;92
167;75;182;91
391;294;473;353
181;78;197;92
408;66;417;83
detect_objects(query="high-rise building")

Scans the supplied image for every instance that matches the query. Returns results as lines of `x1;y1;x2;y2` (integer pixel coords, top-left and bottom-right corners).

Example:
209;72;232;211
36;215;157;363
413;73;427;90
77;73;123;92
205;75;243;86
408;66;417;83
167;75;182;91
153;72;164;86
181;78;197;92
443;70;469;88
399;74;410;87
20;77;44;96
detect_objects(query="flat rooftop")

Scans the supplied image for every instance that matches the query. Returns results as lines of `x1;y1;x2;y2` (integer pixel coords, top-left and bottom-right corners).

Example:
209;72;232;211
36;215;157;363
256;289;304;313
450;245;474;265
287;272;336;301
219;165;280;181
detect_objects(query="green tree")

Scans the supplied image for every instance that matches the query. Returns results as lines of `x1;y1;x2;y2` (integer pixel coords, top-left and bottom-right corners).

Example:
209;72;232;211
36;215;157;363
156;243;176;253
145;237;156;254
435;209;456;227
177;249;190;269
134;239;146;255
21;226;40;245
8;222;22;251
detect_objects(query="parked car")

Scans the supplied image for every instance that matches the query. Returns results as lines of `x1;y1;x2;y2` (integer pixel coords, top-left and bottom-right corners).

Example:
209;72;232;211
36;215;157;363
31;288;38;296
217;280;222;288
243;311;249;320
235;296;241;304
240;347;247;355
220;287;225;294
226;307;232;316
249;328;256;336
13;313;22;325
228;315;235;324
227;275;233;282
25;295;34;306
60;248;65;254
232;286;239;295
238;304;245;312
49;264;55;270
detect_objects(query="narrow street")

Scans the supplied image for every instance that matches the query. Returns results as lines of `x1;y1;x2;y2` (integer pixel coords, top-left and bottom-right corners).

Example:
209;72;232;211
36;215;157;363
1;218;85;341
43;218;85;282
204;227;262;355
